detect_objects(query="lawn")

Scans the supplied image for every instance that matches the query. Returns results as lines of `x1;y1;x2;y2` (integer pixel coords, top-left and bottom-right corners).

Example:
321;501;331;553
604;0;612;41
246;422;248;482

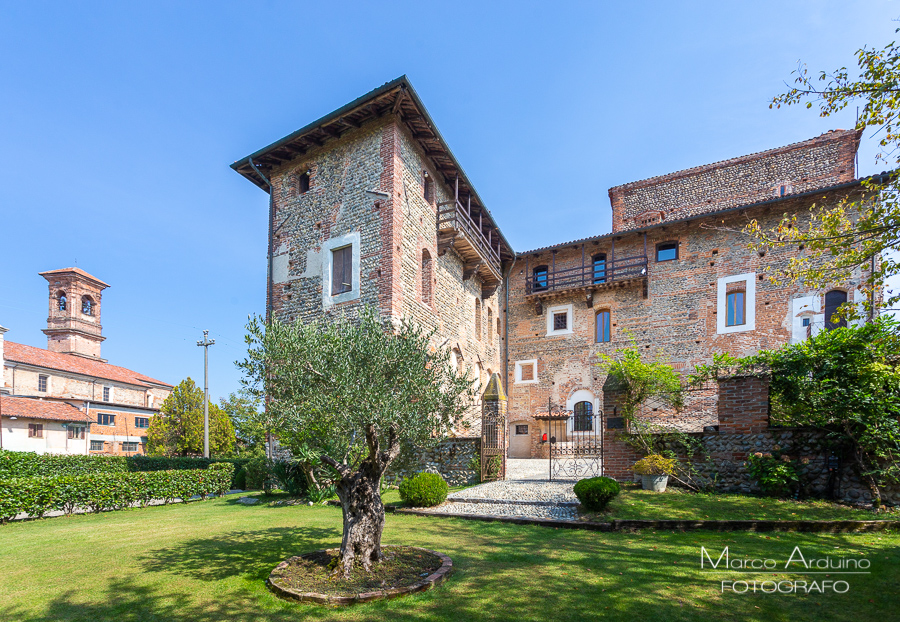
1;494;898;622
598;485;881;521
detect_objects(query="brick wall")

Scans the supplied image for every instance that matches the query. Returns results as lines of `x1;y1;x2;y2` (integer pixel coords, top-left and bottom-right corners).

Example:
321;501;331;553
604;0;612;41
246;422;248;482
608;129;861;232
717;375;769;435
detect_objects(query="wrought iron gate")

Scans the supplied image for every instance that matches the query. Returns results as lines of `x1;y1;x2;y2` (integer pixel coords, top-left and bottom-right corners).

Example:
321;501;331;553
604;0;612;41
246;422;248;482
537;398;602;481
480;374;507;482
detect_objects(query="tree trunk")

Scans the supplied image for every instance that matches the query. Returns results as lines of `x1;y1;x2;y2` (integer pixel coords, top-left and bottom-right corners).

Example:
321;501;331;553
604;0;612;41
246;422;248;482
324;423;401;578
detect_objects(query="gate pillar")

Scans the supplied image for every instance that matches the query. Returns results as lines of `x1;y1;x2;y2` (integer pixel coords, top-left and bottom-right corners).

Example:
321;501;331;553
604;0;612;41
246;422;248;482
480;373;507;481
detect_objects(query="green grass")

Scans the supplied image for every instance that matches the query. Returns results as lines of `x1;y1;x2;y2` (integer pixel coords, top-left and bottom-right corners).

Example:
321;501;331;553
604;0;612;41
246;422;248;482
1;493;898;622
598;486;883;522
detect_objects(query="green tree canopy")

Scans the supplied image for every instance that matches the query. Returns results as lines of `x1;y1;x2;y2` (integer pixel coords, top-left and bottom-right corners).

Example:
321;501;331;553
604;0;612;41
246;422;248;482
147;378;236;457
219;391;265;449
238;307;475;577
748;25;900;316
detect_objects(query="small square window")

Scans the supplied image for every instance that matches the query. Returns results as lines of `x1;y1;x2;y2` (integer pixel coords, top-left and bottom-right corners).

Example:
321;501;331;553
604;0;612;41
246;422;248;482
521;363;535;381
515;360;538;384
28;423;43;438
553;312;568;331
67;426;85;440
802;318;810;327
98;413;115;426
102;386;111;402
656;241;678;262
135;417;150;429
515;425;528;435
38;375;48;392
90;440;105;451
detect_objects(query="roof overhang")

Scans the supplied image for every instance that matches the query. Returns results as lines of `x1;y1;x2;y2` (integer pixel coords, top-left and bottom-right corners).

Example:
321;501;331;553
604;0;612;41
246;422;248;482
231;76;515;263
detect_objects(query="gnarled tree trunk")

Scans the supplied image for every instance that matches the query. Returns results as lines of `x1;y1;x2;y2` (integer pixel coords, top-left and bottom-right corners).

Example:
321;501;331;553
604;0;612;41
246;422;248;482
323;423;401;578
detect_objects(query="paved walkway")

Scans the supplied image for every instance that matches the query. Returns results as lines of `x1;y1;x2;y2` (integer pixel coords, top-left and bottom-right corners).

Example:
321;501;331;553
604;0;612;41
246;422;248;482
415;459;582;521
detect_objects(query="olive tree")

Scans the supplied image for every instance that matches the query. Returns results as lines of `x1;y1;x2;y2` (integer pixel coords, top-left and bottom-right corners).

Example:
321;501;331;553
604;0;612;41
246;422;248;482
238;307;474;577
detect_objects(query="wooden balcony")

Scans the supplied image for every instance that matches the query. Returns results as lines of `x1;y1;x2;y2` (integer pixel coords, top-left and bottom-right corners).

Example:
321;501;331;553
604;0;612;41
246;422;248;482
525;254;648;304
438;200;503;288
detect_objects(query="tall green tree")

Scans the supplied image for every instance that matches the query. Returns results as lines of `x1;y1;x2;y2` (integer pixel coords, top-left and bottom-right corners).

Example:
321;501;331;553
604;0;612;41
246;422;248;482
147;378;236;457
238;307;474;577
747;25;900;316
219;391;265;449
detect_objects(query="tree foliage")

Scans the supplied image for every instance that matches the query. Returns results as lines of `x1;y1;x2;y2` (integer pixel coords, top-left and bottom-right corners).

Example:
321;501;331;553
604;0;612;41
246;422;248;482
147;378;236;457
747;27;900;315
219;391;265;449
237;307;475;576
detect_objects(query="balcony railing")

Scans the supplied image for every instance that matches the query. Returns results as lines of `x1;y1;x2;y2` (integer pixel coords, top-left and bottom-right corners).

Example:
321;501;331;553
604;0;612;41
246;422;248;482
437;200;503;282
525;254;648;296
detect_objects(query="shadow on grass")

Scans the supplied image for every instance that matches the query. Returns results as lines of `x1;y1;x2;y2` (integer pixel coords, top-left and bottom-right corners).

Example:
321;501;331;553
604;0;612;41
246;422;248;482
139;526;340;581
2;518;896;622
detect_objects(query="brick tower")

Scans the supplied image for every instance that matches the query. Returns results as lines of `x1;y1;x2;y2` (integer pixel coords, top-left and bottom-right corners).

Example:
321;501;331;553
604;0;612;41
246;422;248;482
39;268;109;361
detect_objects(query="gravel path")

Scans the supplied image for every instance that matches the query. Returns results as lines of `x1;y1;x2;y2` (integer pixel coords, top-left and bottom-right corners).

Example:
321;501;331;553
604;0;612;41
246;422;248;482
418;501;578;521
448;479;576;504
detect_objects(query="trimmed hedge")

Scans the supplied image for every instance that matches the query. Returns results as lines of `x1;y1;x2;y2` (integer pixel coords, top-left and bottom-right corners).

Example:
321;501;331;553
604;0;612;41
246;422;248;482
0;450;248;489
573;476;621;511
399;472;449;507
0;463;234;522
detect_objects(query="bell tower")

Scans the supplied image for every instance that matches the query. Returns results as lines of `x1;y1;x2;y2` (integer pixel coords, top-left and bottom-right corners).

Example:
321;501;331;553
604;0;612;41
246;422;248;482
39;268;109;361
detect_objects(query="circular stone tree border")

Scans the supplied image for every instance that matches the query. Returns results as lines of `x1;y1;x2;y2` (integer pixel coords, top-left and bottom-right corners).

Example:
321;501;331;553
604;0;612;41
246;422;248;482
266;546;453;606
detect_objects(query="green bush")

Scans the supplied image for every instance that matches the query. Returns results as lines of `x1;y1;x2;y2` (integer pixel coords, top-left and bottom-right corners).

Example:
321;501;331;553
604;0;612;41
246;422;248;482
0;450;247;489
233;466;247;490
0;462;235;522
243;452;271;492
398;472;448;507
573;477;621;511
270;459;308;497
746;453;800;498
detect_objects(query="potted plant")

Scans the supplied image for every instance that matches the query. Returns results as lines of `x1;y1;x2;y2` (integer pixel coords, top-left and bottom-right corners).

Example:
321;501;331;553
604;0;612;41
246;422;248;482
633;454;676;492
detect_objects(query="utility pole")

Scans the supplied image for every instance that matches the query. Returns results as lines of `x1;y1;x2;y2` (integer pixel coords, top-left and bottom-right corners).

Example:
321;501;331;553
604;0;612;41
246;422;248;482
197;330;215;458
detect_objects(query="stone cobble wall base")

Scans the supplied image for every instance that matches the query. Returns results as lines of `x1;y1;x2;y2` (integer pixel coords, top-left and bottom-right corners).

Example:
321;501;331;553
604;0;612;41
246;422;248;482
384;437;481;488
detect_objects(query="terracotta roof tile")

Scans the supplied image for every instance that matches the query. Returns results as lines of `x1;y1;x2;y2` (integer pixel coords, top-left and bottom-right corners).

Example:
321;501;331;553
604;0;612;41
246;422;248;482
4;342;172;389
1;396;91;422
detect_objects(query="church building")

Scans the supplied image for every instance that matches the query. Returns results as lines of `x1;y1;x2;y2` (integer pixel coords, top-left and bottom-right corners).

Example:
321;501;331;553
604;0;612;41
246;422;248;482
1;268;172;455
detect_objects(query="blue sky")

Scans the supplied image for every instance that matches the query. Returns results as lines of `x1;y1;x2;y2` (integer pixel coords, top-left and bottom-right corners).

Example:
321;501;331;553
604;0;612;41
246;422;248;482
0;1;895;401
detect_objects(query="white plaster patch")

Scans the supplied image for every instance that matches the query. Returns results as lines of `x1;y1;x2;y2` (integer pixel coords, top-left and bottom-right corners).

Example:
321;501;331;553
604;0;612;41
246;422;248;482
321;231;361;308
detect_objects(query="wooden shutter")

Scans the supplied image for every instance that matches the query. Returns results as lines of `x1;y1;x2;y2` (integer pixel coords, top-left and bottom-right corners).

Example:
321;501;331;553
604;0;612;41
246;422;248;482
332;246;352;295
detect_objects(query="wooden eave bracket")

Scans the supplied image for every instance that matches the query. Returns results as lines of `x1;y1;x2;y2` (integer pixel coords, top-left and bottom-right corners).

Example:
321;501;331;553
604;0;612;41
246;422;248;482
463;262;483;281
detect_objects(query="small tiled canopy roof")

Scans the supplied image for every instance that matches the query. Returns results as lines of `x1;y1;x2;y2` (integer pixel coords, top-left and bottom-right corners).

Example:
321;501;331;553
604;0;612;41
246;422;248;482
1;396;91;422
4;342;172;389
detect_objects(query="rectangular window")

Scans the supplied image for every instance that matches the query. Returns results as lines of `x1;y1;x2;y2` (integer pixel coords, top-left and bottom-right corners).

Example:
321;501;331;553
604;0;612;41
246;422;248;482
102;386;110;402
515;424;528;435
38;375;48;392
596;311;611;343
656;241;678;262
515;359;538;384
423;173;434;203
98;413;115;426
122;442;138;452
331;245;353;295
28;424;43;438
135;417;150;429
553;312;568;331
802;317;810;327
67;426;85;439
90;440;104;451
726;291;746;327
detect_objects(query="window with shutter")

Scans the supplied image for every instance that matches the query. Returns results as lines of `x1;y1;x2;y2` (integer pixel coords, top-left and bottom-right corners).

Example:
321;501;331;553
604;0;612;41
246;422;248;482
332;246;352;295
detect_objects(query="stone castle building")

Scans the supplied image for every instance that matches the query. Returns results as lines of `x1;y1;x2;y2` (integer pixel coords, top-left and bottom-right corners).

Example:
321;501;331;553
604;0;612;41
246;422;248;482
232;76;873;468
1;268;172;455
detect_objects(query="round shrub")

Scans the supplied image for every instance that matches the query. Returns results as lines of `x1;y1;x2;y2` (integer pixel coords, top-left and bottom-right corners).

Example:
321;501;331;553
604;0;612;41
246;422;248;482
398;472;448;507
573;476;621;511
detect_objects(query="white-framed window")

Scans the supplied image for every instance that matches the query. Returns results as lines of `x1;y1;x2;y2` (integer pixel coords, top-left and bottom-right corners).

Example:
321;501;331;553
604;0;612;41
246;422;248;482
717;273;756;334
321;231;361;308
122;442;138;452
102;386;111;402
514;359;538;384
90;440;104;451
546;303;573;336
38;374;48;392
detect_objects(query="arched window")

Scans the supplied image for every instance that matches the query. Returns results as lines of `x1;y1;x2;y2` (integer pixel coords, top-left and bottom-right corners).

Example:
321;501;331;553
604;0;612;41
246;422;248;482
824;290;848;330
596;310;611;343
57;292;67;311
592;254;607;284
421;250;433;306
573;401;593;432
532;265;549;292
82;296;94;316
487;307;493;340
475;299;482;340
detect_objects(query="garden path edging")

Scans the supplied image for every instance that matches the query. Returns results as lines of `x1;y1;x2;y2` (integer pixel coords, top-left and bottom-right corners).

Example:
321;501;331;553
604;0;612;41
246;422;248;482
266;546;453;606
390;507;900;533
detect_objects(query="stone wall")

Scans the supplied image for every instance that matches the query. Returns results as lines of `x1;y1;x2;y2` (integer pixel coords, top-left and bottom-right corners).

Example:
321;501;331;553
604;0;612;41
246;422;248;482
384;437;481;487
608;129;861;232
